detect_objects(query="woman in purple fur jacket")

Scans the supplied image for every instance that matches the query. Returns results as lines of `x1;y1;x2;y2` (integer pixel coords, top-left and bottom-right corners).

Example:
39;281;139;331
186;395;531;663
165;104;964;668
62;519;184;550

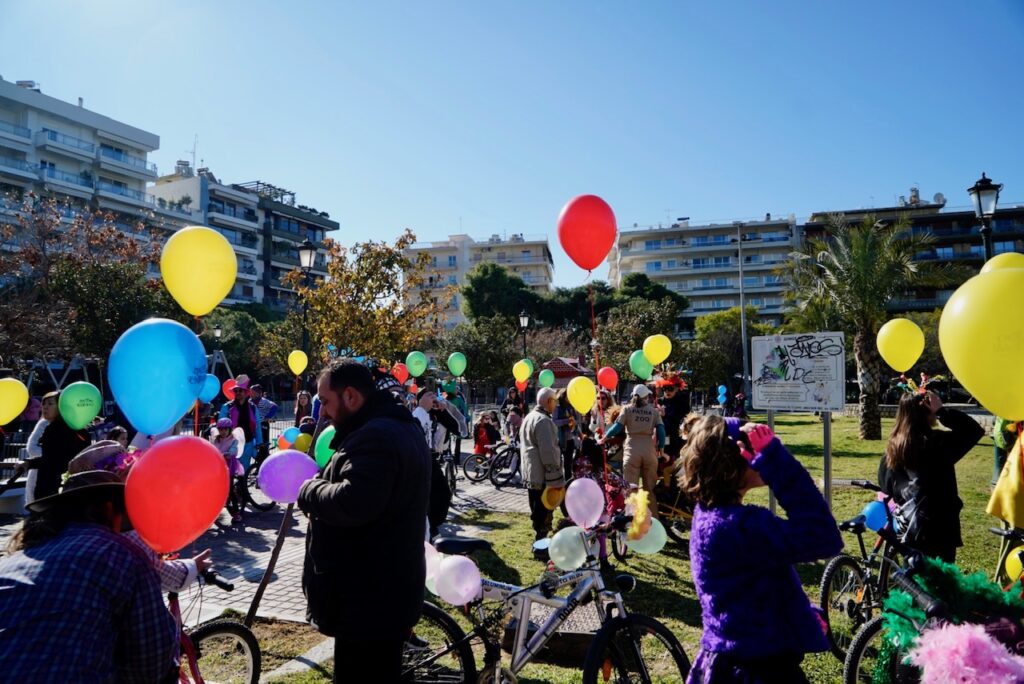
680;416;842;683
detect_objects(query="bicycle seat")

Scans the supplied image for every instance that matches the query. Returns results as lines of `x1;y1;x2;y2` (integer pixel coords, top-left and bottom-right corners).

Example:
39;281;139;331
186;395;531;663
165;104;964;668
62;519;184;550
433;536;492;556
839;514;867;534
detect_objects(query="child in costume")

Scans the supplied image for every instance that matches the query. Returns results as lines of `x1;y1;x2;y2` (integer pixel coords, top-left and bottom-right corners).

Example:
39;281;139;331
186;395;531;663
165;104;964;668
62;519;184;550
680;416;842;683
210;418;245;522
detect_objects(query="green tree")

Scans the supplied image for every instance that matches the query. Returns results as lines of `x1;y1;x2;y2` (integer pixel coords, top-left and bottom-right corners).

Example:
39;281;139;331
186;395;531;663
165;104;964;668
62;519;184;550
461;263;540;322
692;306;774;391
676;339;731;393
534;281;616;339
433;315;520;387
599;298;681;375
614;273;689;311
198;308;267;377
781;214;965;439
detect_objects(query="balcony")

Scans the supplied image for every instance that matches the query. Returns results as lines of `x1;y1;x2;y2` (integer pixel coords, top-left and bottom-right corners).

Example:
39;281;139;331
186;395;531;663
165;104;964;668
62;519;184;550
215;228;260;252
237;263;259;280
97;146;157;180
888;297;949;311
208;204;260;230
96;180;149;208
35;129;96;162
0;155;36;182
0;120;32;152
469;253;554;267
39;167;94;197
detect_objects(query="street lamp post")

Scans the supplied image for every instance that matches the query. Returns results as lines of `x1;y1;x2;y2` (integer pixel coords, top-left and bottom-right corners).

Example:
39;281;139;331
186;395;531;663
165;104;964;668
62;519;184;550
298;238;317;362
732;224;761;403
518;310;530;358
968;173;1002;262
213;324;222;342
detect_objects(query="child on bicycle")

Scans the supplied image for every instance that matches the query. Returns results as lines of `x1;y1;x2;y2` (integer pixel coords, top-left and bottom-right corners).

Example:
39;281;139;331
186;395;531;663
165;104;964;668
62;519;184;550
210;418;245;523
680;416;842;683
473;413;501;456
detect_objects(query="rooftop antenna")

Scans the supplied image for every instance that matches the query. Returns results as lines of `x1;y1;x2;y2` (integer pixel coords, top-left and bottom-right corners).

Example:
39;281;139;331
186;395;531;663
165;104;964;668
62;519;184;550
184;134;198;169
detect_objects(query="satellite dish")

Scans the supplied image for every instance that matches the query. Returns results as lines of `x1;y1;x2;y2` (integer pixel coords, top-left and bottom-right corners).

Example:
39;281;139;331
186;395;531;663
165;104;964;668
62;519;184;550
933;193;946;205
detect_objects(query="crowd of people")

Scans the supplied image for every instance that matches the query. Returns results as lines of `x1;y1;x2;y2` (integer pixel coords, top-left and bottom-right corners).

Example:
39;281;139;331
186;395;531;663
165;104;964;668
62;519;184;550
0;358;997;683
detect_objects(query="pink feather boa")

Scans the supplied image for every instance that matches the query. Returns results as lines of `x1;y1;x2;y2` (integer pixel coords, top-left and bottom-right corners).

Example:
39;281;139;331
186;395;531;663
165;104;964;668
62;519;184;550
908;623;1024;683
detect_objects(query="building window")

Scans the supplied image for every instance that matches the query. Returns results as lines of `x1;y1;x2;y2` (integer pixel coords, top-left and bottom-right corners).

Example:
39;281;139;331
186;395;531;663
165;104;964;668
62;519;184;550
995;241;1016;254
693;258;709;269
664;238;679;247
521;250;530;261
744;254;761;264
645;239;661;251
765;275;783;286
935;246;953;259
969;245;985;257
431;256;438;267
749;298;762;307
646;261;662;273
448;255;457;267
692;236;708;245
743;276;760;287
451;296;458;309
447;275;457;285
713;256;731;267
666;259;677;269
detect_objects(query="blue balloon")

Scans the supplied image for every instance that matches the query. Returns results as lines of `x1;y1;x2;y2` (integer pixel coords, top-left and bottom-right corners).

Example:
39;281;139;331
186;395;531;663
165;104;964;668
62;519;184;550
109;318;206;436
283;426;301;444
862;501;889;532
199;374;220;403
718;393;728;404
717;385;727;394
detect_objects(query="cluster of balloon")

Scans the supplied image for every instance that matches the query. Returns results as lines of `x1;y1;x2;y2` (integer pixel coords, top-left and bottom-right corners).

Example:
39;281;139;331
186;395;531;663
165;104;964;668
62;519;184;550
199;374;221;403
222;378;238;401
277;426;312;454
549;526;588;570
566;376;596;414
314;426;336;468
876;319;925;372
109;319;207;436
717;384;728;405
288;350;308;377
0;378;29;426
512;359;532;383
58;381;102;430
126;436;229;553
161;226;237;316
392;363;410;384
629;350;654;381
862;501;889;532
597;366;618;392
940;253;1024;420
642;334;672;366
557;194;618;273
565;477;604;528
447;352;467;377
434;554;482;606
257;449;319;504
538;369;556;388
406;351;428;378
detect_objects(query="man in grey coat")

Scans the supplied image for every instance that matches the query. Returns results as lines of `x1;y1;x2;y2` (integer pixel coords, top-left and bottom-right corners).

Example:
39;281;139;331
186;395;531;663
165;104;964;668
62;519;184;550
520;387;564;542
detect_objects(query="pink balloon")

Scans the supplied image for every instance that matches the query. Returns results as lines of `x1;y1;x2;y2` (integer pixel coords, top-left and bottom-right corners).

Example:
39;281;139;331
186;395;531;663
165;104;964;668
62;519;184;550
565;477;605;529
257;449;319;503
436;555;481;606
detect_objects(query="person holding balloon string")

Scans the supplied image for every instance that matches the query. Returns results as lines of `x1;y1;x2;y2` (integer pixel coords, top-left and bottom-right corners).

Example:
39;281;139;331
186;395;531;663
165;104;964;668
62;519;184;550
680;416;843;683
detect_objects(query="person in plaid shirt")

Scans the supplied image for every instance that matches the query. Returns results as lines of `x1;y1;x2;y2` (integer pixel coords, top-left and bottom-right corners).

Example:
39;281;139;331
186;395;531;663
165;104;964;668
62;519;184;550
0;470;178;683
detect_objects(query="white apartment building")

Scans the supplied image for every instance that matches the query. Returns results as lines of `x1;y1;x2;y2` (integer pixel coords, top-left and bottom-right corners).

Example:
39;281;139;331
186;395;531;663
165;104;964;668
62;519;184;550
0;77;192;256
609;215;799;333
406;233;555;327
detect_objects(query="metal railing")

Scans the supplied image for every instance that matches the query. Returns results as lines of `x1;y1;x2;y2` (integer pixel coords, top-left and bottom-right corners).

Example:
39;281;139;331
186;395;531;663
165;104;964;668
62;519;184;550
0;120;30;138
38;129;95;153
96;180;146;202
0;156;35;173
98;146;157;173
41;167;94;188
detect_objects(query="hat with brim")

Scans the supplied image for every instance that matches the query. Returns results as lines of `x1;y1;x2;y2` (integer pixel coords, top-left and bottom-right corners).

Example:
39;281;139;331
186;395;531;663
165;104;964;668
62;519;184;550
68;440;124;475
26;470;125;514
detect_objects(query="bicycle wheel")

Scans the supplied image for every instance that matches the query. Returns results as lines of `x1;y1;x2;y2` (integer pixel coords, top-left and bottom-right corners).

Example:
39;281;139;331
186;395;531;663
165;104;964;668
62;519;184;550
610;530;632;563
244;462;276;512
489;449;517;488
582;613;690;683
403;601;477;683
843;615;912;684
446;457;458;496
186;619;261;684
462;454;490;483
876;541;903;596
820;554;872;661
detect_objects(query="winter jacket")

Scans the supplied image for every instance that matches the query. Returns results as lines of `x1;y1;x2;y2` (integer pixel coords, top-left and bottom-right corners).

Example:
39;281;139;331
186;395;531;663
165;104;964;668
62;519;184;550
34;415;90;500
219;401;263;445
878;407;984;549
520;406;563;491
297;392;431;640
689;438;842;665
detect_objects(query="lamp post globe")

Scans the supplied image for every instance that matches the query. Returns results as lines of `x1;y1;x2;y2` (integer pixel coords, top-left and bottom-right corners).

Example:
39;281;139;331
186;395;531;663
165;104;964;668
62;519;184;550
968;173;1002;261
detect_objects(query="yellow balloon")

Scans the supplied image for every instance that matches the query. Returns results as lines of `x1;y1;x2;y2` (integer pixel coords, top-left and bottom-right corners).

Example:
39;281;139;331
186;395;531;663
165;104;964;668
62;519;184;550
512;360;531;383
160;226;238;316
982;252;1024;274
1006;545;1024;582
288;350;309;376
293;433;313;453
876;318;924;372
940;269;1024;420
642;334;672;365
566;376;597;415
0;378;29;425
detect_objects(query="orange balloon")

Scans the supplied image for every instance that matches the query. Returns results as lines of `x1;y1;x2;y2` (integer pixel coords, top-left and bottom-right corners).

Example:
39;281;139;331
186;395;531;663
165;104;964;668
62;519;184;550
126;436;229;553
222;379;237;401
277;435;290;450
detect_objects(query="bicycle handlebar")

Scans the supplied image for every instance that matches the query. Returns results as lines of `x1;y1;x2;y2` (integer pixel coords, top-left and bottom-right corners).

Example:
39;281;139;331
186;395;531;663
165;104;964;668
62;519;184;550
202;570;234;592
850;479;882;493
889;569;946;620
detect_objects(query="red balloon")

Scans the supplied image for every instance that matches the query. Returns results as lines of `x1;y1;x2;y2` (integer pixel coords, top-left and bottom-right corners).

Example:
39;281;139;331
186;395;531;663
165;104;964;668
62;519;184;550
126;436;229;553
277;435;291;450
392;363;410;385
515;379;528;392
222;378;237;401
597;366;619;391
557;194;617;271
409;382;419;395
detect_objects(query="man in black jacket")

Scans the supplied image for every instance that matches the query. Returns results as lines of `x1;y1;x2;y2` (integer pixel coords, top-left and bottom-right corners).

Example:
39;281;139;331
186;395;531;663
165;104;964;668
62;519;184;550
297;360;431;683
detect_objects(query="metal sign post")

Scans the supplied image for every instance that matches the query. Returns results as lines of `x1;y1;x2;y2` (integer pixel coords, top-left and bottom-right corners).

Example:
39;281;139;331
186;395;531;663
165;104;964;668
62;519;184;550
822;410;832;509
767;410;777;514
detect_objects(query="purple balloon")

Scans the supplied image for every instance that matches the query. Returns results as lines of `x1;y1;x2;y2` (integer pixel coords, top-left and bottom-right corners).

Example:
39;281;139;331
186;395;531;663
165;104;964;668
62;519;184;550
565;477;605;529
257;449;319;503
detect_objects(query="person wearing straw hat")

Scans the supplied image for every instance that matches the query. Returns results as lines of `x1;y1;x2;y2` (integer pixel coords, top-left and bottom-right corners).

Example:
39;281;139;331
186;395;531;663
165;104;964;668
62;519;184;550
0;470;178;682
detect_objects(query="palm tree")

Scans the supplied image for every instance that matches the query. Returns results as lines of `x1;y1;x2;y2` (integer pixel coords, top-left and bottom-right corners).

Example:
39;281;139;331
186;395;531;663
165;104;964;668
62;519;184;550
782;214;965;439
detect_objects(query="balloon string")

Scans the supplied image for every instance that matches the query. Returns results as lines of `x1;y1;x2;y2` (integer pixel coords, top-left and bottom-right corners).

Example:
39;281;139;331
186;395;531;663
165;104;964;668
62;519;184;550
587;283;612;507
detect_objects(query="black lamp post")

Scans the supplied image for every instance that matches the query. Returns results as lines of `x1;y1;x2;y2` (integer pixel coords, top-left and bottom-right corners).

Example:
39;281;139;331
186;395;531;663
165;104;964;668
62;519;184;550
518;309;529;358
213;323;222;341
298;238;317;358
968;173;1002;262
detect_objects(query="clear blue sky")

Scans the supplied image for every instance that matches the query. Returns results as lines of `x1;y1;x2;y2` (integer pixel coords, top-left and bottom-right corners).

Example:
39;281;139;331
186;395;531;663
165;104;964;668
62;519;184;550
3;1;1022;286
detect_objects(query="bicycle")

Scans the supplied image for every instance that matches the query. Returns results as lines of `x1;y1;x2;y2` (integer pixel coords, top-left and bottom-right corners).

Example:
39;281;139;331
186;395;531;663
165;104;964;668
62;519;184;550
463;444;500;483
243;446;276;513
170;569;262;684
819;480;905;662
439;437;459;497
989;523;1024;588
402;515;691;683
489;440;521;489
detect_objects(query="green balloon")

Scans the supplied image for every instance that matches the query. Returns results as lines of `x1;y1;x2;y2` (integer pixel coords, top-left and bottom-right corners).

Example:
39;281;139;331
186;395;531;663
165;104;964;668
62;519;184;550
629;350;654;381
447;352;467;377
538;369;556;388
523;358;535;375
59;381;102;430
315;425;337;469
406;351;428;378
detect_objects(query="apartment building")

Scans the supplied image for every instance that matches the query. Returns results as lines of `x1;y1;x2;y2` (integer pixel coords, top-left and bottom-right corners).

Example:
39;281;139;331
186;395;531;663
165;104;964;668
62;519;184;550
609;215;798;333
0;77;192;256
405;233;555;327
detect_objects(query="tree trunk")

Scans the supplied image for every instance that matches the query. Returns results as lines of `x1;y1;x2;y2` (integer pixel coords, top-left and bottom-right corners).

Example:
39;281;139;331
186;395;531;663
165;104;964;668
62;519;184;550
853;330;883;440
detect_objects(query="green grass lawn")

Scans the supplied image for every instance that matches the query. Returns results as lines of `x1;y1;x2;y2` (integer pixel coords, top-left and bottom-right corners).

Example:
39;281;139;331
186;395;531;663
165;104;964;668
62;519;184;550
271;413;1000;683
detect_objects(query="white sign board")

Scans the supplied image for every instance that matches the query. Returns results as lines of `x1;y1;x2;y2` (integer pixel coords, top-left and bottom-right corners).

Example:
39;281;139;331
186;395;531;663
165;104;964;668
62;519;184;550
751;332;846;412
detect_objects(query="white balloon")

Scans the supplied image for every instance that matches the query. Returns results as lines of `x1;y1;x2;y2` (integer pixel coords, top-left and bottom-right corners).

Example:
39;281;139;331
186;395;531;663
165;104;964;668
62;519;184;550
565;478;604;528
435;555;482;606
549;526;588;571
424;543;442;594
